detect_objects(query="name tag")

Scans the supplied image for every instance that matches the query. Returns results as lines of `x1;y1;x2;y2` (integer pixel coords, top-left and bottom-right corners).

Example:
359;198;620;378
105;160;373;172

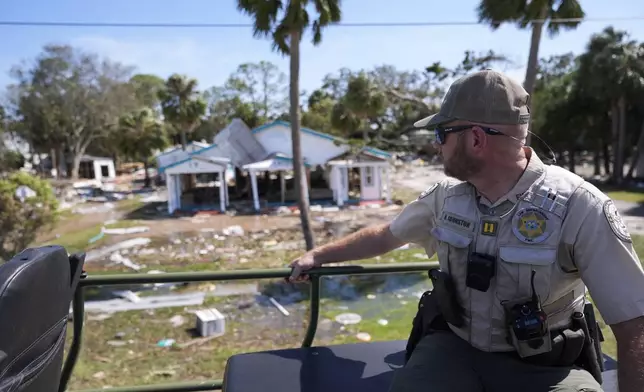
440;211;474;232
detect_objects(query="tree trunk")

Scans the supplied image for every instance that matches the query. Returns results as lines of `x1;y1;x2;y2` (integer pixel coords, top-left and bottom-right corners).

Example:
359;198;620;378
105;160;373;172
522;4;548;147
567;147;575;173
50;148;58;179
610;100;620;183
70;153;82;180
143;160;151;188
289;30;315;251
602;139;611;176
180;130;188;151
593;141;601;176
617;96;627;184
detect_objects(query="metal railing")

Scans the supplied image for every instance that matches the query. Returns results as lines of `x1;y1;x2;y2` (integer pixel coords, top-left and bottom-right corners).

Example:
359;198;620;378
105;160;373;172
60;261;439;392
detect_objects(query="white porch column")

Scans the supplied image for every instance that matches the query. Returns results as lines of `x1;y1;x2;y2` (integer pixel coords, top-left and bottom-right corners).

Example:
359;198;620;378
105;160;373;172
167;174;176;214
250;170;260;211
174;174;182;212
223;170;229;206
280;171;286;204
218;170;226;212
93;161;102;181
343;167;349;202
334;166;344;207
384;166;391;204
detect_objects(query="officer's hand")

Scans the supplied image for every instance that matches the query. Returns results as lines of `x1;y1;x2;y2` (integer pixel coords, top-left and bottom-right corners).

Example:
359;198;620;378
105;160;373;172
287;251;321;283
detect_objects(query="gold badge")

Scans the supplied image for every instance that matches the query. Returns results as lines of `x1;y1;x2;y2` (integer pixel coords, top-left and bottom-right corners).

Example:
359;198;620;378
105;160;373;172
480;220;498;236
512;207;550;244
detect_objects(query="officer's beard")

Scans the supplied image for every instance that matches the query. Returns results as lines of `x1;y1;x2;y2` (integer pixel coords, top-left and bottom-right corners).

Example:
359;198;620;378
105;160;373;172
443;137;484;182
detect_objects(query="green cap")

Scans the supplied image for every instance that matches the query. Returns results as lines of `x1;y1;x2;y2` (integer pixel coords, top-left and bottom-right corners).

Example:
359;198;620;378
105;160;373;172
414;69;531;129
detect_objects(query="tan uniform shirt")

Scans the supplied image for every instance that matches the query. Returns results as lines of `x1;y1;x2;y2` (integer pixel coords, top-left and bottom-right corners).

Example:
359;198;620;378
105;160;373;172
390;149;644;326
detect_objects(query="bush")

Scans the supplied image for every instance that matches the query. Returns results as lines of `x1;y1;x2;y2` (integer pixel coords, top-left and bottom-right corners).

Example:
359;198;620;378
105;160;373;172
0;172;58;261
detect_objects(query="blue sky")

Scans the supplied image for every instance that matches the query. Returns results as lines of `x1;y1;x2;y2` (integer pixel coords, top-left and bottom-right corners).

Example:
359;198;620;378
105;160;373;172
1;0;643;97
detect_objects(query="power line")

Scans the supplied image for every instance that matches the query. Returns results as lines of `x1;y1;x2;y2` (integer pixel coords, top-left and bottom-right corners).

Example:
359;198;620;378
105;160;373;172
0;16;643;28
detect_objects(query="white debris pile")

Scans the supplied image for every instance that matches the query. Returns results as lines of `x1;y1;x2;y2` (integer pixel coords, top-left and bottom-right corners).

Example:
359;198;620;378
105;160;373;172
108;252;142;271
86;238;151;262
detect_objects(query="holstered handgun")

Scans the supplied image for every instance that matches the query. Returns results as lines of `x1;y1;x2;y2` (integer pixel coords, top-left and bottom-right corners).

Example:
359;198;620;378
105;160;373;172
428;268;464;328
404;268;463;363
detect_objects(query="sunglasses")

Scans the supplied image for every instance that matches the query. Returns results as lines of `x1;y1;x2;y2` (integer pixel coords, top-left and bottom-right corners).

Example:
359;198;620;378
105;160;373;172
434;125;506;145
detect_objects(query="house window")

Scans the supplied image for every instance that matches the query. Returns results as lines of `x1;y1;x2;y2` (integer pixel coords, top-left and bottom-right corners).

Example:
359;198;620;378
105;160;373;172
365;166;374;186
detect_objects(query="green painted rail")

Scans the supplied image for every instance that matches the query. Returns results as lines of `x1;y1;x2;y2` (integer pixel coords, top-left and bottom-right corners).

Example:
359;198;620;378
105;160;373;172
60;261;439;392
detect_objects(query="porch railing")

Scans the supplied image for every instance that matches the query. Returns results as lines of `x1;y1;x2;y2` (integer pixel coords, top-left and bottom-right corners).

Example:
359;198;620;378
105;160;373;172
60;261;439;392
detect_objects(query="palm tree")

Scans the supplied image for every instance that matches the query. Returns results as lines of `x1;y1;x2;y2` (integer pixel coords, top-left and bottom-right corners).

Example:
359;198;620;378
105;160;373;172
237;0;342;251
158;74;206;150
476;0;585;144
118;108;169;188
577;27;644;184
333;73;386;142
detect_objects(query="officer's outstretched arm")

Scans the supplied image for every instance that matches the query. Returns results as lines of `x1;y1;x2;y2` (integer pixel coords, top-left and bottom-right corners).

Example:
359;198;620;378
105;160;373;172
312;184;440;265
570;192;644;392
311;223;407;265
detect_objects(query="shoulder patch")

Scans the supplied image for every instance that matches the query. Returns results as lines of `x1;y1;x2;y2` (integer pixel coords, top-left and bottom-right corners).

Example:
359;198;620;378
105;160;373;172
417;183;438;200
603;200;631;243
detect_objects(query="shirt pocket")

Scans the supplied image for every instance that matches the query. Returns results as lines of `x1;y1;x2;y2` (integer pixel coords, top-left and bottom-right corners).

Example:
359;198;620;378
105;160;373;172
430;226;472;276
496;245;557;303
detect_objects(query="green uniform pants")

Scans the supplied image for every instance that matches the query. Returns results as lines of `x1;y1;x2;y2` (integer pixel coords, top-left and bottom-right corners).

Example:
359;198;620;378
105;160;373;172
389;331;603;392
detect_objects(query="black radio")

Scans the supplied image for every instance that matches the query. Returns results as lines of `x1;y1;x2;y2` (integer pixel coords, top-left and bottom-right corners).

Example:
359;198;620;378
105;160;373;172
503;270;550;357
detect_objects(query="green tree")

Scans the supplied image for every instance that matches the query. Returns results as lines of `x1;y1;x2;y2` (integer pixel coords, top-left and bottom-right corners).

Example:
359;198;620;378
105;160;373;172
9;44;137;179
118;108;169;187
332;72;386;142
476;0;585;144
130;74;166;110
237;0;342;250
577;27;644;183
159;74;207;150
0;172;58;261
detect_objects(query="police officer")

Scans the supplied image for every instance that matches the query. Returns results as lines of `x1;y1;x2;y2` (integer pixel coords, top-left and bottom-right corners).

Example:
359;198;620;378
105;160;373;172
288;69;644;392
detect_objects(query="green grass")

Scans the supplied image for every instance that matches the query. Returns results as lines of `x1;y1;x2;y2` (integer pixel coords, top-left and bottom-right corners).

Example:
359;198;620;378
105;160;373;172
606;190;644;203
39;219;145;254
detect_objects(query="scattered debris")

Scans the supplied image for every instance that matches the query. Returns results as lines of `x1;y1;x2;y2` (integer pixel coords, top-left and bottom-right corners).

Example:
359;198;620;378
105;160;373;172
195;308;226;337
106;340;127;347
113;290;141;303
86;237;151;262
335;313;362;325
72;203;115;215
268;297;290;316
103;226;150;235
109;253;142;271
157;339;176;348
150;369;176;378
356;332;372;342
92;371;106;380
222;225;244;236
88;231;105;244
169;315;185;327
85;292;206;313
178;334;222;349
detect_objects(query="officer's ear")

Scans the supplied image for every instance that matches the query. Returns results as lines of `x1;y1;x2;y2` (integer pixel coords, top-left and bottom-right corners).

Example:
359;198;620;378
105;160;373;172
470;126;488;152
